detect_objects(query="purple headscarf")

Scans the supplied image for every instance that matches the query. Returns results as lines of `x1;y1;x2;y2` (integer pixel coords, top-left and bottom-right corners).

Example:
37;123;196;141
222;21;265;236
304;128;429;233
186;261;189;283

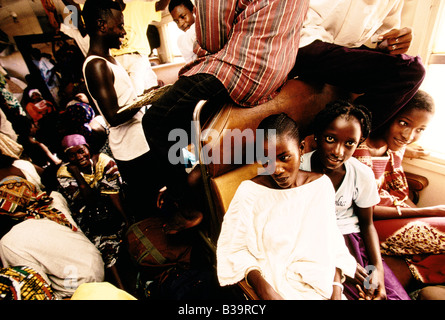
61;134;88;152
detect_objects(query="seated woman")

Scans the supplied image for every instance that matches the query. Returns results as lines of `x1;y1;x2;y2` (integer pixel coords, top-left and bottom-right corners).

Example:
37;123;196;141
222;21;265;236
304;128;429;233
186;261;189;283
56;134;129;288
216;113;356;300
353;90;445;288
0;151;104;299
301;100;410;300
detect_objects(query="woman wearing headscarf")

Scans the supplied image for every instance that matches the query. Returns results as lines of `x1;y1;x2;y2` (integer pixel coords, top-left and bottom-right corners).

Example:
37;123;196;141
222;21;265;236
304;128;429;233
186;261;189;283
56;134;128;289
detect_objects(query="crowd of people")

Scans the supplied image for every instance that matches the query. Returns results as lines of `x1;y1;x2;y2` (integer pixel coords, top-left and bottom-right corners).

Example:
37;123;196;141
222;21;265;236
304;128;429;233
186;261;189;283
0;0;444;301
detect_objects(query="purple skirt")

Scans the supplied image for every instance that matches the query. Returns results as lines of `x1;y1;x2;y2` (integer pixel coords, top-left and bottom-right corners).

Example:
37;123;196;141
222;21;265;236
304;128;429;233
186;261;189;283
343;233;411;300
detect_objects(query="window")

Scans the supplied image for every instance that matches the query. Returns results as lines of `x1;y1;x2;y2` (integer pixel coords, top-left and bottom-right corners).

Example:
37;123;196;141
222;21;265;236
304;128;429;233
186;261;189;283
417;4;445;160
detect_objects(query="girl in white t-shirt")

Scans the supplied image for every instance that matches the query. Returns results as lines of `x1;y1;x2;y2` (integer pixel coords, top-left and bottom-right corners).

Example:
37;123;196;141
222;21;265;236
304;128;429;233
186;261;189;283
300;100;410;300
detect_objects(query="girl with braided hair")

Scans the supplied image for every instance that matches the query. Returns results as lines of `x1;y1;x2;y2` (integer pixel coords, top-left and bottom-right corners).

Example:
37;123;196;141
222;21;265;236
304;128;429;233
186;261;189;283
301;100;410;300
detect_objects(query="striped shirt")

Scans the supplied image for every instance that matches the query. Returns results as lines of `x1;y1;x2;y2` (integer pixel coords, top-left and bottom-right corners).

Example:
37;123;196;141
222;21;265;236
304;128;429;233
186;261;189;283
179;0;309;107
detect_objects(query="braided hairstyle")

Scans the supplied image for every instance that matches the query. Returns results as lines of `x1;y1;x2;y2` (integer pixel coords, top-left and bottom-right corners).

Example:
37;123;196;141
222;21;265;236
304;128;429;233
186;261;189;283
311;100;372;144
257;112;301;144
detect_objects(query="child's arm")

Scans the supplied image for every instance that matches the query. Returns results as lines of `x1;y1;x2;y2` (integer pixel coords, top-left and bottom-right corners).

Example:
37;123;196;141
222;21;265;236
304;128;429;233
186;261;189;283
330;268;343;300
373;203;445;220
246;269;284;300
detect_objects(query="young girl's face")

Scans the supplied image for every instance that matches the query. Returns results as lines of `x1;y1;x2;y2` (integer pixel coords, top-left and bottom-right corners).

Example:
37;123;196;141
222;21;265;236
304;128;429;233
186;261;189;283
263;135;303;189
385;108;433;151
316;116;362;171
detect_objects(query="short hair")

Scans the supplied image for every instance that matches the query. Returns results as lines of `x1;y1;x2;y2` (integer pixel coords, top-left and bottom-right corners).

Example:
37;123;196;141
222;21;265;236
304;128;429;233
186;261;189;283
403;90;435;115
82;0;122;34
257;113;301;144
168;0;194;13
371;90;435;138
311;100;372;143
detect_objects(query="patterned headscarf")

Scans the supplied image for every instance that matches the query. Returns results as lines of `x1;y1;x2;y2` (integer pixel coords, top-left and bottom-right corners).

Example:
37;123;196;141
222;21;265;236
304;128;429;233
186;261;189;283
0;176;77;231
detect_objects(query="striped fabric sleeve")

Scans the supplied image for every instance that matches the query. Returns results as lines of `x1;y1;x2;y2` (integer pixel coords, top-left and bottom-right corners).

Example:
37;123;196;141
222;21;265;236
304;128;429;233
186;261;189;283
181;0;310;107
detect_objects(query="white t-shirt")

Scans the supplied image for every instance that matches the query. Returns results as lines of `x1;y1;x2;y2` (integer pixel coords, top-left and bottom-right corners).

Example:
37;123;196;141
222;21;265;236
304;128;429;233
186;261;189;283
301;151;380;234
299;0;403;48
177;24;197;63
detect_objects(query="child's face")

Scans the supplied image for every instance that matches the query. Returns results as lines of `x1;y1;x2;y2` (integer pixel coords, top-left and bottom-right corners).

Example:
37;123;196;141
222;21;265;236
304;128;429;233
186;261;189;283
385;108;433;151
263;135;303;189
316;116;362;171
171;4;195;32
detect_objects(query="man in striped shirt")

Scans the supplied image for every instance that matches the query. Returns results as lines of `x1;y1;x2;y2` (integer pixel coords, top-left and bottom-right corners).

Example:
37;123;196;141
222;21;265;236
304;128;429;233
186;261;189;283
142;0;309;233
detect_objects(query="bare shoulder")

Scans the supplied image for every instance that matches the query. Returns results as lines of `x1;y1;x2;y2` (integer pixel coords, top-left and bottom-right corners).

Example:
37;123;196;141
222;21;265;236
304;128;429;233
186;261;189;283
299;170;323;185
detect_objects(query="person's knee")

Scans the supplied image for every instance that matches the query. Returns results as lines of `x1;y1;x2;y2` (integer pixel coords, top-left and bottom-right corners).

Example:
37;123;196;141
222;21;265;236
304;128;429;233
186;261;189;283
402;55;426;84
418;285;445;300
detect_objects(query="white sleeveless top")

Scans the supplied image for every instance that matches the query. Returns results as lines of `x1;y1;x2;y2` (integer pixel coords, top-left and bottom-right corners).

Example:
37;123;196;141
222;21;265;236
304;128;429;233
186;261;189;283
83;55;149;161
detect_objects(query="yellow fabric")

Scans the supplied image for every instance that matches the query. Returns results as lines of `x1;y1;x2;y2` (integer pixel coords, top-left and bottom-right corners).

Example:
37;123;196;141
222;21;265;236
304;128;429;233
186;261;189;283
70;282;137;300
111;1;162;56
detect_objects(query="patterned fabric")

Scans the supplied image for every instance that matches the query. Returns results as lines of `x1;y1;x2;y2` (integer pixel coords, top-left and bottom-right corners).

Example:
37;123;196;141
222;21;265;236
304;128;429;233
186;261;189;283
180;0;309;107
354;145;445;284
0;266;54;300
0;74;27;117
57;153;121;204
353;144;410;208
380;220;445;256
62;102;95;137
378;219;445;284
57;153;124;268
0;176;77;231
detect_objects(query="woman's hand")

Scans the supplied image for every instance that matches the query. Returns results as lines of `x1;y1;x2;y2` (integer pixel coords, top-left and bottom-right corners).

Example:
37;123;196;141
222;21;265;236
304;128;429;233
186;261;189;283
378;27;413;55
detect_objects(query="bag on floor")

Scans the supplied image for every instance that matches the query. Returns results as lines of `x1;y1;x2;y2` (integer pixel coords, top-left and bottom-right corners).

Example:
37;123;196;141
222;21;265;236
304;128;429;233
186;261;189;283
125;216;193;270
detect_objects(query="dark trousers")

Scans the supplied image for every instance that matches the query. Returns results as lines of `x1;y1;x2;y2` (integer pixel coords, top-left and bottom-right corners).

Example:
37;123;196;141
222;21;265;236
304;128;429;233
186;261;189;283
289;40;426;129
116;151;164;221
142;73;230;201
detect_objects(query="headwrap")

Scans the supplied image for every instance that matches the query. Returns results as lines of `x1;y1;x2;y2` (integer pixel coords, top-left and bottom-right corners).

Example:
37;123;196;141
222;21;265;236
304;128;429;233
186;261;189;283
0;175;77;231
28;89;41;98
61;134;88;153
63;102;95;133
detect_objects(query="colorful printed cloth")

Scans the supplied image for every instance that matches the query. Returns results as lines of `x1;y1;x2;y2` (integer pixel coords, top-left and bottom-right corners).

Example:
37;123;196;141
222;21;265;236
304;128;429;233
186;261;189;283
353;144;410;208
0;74;27;117
57;153;124;267
0;266;54;300
62;102;95;138
354;145;445;284
0;176;77;231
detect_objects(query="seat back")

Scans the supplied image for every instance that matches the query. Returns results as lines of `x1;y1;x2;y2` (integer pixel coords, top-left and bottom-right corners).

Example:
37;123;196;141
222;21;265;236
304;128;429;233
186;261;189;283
209;163;264;222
